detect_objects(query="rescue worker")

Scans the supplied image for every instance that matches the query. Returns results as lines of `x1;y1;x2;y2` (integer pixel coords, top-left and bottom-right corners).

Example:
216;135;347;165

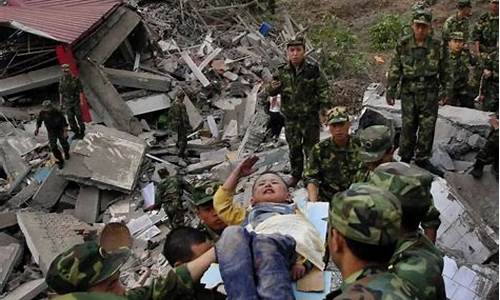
479;46;499;112
168;91;190;157
155;168;186;229
35;100;70;169
189;181;227;241
442;0;473;48
471;114;499;179
268;37;329;187
472;0;498;57
59;64;85;139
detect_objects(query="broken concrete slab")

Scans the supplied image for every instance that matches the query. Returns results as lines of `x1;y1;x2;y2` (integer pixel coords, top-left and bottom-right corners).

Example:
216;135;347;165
214;98;242;110
181;51;210;87
206;115;219;139
242;83;262;130
200;148;229;164
0;141;29;181
61;125;146;193
467;134;487;150
222;120;238;140
0;65;61;97
31;166;68;209
74;186;101;224
0;107;31;122
17;211;95;274
126;94;171;116
103;67;172;92
184;95;203;129
0;240;22;292
438;105;492;135
186;160;222;173
430;146;455;173
0;211;18;230
2;278;46;300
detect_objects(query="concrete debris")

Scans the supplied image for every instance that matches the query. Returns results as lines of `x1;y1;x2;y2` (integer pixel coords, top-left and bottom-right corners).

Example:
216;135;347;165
184;96;204;130
74;186;101;224
17;211;95;274
1;278;46;300
0;212;17;230
0;235;22;292
103;68;172;92
61;125;146;193
31;166;67;209
200;148;229;164
0;66;61;97
127;94;171;116
222;120;238;140
206;115;219;139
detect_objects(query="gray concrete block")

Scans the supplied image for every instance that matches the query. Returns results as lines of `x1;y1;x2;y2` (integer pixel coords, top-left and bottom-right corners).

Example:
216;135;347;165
74;186;101;223
2;278;46;300
126;94;171;116
31;166;67;209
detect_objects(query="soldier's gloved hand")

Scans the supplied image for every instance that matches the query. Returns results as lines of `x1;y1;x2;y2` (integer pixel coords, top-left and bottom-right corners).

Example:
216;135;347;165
386;96;395;106
34;128;39;136
271;79;281;90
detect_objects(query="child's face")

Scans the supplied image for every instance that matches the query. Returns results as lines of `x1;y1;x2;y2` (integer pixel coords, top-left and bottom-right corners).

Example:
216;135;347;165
251;173;290;204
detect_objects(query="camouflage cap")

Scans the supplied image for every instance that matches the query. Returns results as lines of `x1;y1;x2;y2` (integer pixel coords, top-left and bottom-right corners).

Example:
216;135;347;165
54;292;127;300
368;162;433;209
46;241;130;294
357;125;394;163
329;183;402;246
327;106;349;124
287;37;305;47
457;0;472;8
413;9;432;25
189;180;221;206
450;31;465;40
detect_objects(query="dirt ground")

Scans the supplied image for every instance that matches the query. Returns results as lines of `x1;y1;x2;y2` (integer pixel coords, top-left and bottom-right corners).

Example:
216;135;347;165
276;0;490;111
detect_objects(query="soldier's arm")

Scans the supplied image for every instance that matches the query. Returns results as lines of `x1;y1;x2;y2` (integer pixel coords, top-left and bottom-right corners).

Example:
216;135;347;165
316;66;330;115
386;43;403;99
213;185;246;225
303;145;321;201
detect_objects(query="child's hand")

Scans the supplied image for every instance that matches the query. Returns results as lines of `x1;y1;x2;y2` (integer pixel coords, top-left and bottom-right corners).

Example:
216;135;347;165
291;263;306;281
237;155;259;177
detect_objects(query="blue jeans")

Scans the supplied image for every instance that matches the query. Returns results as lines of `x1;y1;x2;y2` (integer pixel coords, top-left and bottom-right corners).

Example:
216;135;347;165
215;226;296;300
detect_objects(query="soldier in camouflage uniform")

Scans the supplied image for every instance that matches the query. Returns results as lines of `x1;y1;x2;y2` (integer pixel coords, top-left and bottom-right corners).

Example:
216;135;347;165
326;183;416;299
441;32;475;108
479;46;499;112
35;100;70;169
303;106;366;202
442;0;473;48
387;10;445;177
268;37;329;187
54;292;127;300
189;180;227;241
472;0;498;57
401;2;433;38
59;64;85;139
155;168;187;229
46;241;218;300
471;114;499;178
368;162;446;300
169;92;191;157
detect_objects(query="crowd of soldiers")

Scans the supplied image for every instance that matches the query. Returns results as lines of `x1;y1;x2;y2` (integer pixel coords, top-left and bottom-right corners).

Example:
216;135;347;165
40;0;498;299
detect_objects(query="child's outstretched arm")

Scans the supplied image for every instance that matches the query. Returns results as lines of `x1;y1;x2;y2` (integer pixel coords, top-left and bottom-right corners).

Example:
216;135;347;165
214;155;259;225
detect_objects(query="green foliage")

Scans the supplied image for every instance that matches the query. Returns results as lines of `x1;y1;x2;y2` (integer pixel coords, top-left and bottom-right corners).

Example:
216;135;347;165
310;22;365;78
369;14;404;50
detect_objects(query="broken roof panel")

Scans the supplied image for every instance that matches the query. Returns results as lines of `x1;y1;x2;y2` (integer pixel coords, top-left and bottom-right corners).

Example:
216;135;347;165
0;0;120;44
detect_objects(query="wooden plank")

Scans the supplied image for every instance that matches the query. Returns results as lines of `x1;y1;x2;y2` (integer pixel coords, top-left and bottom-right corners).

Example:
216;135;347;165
180;51;210;87
199;48;222;71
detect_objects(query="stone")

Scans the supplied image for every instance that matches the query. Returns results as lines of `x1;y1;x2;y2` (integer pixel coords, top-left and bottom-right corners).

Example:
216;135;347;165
222;120;238;140
74;186;101;223
31;166;67;209
126;94;171;116
184;96;203;130
0;234;22;292
223;71;239;81
17;211;95;274
0;212;17;230
430;146;455;172
206;115;219;139
438;105;491;135
2;278;47;300
60;125;146;193
213;98;242;110
467;134;487;150
186;160;222;173
200;148;229;164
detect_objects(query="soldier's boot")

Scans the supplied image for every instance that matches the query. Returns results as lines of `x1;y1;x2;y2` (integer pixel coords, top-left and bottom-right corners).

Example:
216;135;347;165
415;159;444;177
64;150;70;160
470;161;484;179
53;149;65;169
57;160;65;169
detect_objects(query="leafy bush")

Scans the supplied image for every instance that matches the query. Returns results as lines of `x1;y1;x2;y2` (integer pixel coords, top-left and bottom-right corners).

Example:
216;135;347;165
369;14;404;50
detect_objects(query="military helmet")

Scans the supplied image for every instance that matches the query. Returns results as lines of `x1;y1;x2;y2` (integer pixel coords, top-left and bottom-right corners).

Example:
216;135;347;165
457;0;472;8
357;125;394;163
413;9;432;25
329;183;402;246
287;37;305;47
327;106;349;124
189;180;221;207
368;162;433;209
46;241;130;294
450;31;465;40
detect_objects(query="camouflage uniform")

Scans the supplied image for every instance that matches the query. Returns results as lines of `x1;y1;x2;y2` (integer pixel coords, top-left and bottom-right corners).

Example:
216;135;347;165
268;38;329;179
369;162;446;300
54;292;127;300
303;107;366;201
401;2;433;38
442;0;472;45
472;125;499;177
156;175;186;229
168;97;190;156
481;48;499;112
327;183;416;300
472;4;499;56
36;100;70;168
189;181;225;242
46;241;221;300
441;32;475;108
387;10;443;162
59;72;85;136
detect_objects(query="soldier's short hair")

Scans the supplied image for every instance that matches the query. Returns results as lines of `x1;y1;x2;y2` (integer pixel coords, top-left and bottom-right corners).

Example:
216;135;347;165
163;226;209;266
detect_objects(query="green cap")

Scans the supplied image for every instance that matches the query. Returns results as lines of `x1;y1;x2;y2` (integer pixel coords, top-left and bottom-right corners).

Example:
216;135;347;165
46;241;130;294
368;162;433;209
450;31;465;40
287;37;305;47
327;106;349;124
54;292;127;300
329;183;402;246
413;9;432;25
189;180;221;206
457;0;472;8
357;125;394;163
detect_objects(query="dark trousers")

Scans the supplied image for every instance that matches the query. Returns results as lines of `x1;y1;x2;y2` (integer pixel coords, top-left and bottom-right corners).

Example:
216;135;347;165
65;104;85;134
285;120;320;178
48;128;69;162
268;112;284;138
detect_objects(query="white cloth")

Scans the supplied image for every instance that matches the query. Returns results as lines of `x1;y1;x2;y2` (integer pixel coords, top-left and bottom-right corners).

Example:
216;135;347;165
269;95;281;113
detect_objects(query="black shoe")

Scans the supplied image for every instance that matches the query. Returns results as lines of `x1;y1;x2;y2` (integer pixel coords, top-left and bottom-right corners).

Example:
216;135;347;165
401;157;412;163
64;152;70;160
57;160;65;169
415;159;444;177
470;162;484;179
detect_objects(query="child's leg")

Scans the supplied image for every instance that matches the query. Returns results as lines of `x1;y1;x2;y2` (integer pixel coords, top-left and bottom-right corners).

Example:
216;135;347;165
215;226;259;300
252;234;296;300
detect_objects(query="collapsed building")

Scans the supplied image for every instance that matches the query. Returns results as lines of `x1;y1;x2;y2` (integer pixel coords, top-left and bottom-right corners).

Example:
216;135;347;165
0;0;497;299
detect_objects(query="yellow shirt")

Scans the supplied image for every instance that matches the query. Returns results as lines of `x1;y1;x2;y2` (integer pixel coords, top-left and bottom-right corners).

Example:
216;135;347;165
213;186;246;225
